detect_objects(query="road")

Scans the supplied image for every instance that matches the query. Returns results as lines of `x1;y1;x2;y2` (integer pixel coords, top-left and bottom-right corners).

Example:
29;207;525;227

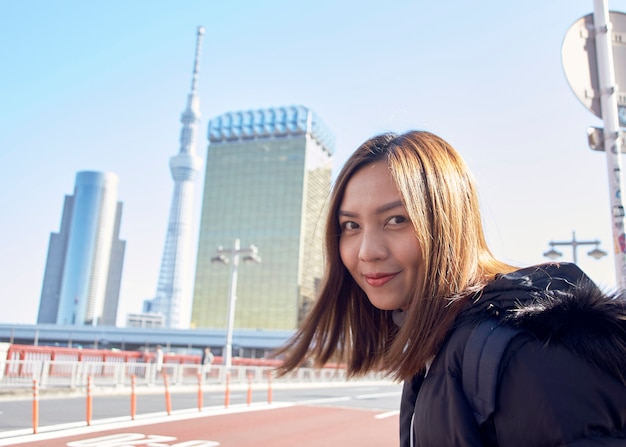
0;381;403;446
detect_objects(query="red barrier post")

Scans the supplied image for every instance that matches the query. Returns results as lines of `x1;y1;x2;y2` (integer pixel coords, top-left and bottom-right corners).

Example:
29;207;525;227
197;372;203;411
267;370;273;404
246;372;253;406
130;374;137;420
163;374;172;415
224;372;230;408
86;375;93;426
32;379;39;434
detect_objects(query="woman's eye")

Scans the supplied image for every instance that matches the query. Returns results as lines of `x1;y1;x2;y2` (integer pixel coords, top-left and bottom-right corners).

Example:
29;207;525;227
341;221;359;231
388;216;407;225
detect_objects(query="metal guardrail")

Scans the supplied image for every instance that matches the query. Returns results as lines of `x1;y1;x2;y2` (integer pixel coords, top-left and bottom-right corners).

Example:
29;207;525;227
0;359;366;390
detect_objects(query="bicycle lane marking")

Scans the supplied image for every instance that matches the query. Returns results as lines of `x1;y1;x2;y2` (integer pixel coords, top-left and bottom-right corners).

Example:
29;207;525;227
0;402;292;446
0;404;398;447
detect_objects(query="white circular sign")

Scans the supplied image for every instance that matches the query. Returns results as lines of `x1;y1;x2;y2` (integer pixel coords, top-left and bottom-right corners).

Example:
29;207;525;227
562;11;626;125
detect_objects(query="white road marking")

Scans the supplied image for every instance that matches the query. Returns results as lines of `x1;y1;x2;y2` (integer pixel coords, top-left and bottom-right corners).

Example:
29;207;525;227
375;410;400;419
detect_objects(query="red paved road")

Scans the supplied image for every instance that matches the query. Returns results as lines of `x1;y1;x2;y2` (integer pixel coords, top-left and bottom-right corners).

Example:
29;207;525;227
16;404;399;446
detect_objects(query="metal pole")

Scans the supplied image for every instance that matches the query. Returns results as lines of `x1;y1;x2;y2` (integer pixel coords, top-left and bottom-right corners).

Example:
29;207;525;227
572;231;579;264
594;0;626;287
224;238;240;370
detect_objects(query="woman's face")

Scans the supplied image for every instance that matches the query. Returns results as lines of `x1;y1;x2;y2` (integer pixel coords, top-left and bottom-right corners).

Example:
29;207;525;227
338;162;422;311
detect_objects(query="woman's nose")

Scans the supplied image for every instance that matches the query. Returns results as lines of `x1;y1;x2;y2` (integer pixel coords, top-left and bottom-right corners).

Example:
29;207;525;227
358;230;387;262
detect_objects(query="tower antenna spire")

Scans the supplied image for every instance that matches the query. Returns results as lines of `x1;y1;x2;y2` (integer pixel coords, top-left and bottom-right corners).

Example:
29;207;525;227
190;26;205;95
149;26;205;329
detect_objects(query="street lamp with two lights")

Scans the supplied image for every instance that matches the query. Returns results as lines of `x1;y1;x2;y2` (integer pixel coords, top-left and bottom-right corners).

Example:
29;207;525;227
211;238;261;370
543;231;607;264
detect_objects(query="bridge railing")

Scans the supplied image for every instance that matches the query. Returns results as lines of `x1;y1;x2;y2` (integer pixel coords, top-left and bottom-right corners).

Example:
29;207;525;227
0;359;379;390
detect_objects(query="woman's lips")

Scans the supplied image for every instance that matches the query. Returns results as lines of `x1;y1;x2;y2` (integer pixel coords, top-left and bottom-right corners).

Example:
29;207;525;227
364;273;397;287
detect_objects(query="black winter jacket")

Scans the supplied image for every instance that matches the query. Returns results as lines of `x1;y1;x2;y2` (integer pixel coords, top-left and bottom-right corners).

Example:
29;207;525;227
400;263;626;446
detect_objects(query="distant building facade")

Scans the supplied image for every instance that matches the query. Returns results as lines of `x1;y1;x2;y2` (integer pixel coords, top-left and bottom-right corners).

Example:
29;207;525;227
191;105;334;330
38;171;125;326
126;313;164;328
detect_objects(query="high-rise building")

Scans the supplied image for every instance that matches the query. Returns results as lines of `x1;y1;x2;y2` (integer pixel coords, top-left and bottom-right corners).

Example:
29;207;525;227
191;105;334;330
38;171;125;326
148;26;205;329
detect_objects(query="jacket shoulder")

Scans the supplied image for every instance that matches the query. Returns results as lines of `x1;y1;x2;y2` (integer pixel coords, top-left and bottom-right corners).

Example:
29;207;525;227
504;280;626;385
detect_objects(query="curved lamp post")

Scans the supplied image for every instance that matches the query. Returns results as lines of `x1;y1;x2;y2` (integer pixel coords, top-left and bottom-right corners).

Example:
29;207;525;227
211;238;261;370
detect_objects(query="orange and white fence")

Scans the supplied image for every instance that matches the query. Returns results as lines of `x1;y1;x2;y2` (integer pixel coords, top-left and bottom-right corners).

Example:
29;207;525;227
0;359;359;390
0;344;387;391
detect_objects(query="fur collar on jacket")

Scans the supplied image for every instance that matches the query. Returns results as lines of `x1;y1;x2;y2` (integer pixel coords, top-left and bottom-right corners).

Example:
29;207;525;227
468;262;626;385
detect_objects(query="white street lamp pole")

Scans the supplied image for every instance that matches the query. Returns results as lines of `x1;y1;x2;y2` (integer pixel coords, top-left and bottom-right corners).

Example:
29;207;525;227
212;238;261;371
593;0;626;287
223;238;240;371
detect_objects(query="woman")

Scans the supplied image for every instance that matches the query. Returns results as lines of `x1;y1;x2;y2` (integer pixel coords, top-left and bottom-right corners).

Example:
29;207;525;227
276;130;626;446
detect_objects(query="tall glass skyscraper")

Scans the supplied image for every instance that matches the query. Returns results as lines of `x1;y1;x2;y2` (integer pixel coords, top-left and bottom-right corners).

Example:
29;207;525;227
191;105;334;330
38;171;125;326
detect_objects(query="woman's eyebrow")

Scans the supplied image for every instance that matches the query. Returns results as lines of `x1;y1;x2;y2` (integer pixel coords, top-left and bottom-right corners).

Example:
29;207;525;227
338;200;404;218
375;200;404;214
338;209;357;218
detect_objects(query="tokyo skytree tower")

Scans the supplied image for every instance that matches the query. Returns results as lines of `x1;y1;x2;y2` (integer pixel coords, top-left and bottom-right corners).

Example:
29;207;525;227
151;26;204;328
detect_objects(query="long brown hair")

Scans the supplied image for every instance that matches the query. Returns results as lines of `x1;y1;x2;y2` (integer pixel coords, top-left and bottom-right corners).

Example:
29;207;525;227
275;130;515;380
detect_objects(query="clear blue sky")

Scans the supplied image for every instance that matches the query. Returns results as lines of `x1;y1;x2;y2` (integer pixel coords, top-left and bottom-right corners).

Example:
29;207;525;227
1;0;623;325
